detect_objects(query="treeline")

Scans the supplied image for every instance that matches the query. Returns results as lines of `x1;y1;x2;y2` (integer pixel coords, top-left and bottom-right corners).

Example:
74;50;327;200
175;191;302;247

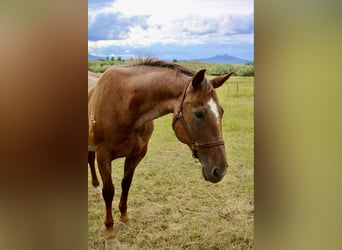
88;59;127;73
88;58;254;77
206;63;254;77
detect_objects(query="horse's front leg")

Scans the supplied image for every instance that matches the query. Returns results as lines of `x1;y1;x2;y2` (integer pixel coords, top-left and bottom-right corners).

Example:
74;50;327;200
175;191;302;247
96;148;119;248
119;145;148;226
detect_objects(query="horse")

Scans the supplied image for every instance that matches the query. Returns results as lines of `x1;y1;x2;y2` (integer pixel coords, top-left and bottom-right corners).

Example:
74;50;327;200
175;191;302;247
88;58;233;248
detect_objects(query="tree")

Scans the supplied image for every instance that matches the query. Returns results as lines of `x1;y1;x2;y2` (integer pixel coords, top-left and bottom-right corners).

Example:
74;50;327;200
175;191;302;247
117;56;122;61
111;56;115;61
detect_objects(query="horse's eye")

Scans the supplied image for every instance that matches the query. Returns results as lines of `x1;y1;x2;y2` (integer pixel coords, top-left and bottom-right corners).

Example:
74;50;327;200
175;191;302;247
194;111;205;120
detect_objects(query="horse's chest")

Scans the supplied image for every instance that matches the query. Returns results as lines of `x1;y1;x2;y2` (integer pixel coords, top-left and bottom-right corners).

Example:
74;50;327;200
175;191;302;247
111;127;152;157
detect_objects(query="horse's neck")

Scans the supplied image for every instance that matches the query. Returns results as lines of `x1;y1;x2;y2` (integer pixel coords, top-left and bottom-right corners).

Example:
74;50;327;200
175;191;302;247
133;74;190;128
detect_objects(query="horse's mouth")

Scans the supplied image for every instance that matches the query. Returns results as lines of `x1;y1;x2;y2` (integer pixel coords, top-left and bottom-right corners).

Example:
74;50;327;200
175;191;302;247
202;167;208;181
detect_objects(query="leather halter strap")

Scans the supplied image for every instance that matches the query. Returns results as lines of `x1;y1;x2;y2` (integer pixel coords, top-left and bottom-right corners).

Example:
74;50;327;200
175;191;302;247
172;79;224;159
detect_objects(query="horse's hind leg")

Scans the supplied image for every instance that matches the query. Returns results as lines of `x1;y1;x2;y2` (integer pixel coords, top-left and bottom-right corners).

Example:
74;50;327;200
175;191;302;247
119;145;148;226
97;148;120;248
88;151;100;191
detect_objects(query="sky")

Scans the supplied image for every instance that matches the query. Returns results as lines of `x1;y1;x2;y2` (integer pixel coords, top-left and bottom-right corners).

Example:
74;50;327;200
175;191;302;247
88;0;254;61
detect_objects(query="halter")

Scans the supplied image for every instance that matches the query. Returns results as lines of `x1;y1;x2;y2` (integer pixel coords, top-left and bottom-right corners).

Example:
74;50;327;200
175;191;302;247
172;79;225;159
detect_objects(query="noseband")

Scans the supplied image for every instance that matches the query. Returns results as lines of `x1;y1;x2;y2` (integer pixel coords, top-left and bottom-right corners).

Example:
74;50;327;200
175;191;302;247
172;79;225;159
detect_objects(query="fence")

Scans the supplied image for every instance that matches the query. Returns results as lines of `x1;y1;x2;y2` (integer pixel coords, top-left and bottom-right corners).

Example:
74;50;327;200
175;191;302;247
226;77;254;97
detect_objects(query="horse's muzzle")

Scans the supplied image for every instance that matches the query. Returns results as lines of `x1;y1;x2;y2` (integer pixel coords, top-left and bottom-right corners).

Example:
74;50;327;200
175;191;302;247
202;164;227;183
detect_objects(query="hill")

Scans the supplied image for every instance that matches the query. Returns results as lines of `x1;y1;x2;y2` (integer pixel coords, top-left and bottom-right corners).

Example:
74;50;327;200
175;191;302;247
193;54;250;64
88;54;104;60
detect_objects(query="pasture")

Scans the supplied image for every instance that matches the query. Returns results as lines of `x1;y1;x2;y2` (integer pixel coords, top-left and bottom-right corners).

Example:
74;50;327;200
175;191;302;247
88;76;254;249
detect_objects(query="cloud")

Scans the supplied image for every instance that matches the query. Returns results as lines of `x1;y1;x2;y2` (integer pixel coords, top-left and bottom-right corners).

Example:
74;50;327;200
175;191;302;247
88;36;254;61
220;13;254;35
88;0;113;9
88;8;149;41
88;0;254;60
111;0;253;18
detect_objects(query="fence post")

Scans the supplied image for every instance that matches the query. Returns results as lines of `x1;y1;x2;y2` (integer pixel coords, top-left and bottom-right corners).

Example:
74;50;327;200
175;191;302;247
236;81;239;94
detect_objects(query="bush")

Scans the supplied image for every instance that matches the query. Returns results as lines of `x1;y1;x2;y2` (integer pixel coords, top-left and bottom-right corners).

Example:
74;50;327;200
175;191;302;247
207;65;226;75
207;64;235;76
88;62;111;73
206;64;254;77
244;61;254;65
235;65;254;76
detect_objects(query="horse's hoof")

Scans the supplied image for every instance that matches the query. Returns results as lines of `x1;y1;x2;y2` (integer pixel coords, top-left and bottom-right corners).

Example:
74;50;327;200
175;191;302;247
119;221;131;229
105;237;120;249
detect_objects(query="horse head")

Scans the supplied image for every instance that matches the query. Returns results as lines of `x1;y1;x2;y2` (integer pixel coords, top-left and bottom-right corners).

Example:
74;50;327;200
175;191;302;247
172;70;233;183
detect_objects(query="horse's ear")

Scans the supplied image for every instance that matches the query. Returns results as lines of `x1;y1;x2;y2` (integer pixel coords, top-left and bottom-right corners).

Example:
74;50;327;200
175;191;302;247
192;69;206;89
210;72;233;89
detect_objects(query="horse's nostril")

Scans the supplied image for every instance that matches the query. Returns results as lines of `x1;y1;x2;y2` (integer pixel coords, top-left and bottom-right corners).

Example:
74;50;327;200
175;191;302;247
213;168;220;178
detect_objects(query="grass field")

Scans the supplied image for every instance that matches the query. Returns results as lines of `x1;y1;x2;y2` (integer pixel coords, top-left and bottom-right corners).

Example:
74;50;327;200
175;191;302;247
88;76;254;249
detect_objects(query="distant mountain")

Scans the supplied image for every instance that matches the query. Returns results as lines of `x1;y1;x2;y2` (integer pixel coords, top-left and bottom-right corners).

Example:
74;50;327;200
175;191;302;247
88;53;251;64
88;54;105;60
193;54;250;64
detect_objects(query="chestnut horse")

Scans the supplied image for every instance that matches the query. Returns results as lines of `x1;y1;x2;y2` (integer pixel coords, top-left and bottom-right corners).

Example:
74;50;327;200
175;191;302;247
88;58;233;248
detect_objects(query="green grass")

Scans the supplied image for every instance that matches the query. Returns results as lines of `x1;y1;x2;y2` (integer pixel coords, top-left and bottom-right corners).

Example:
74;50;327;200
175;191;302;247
88;76;254;249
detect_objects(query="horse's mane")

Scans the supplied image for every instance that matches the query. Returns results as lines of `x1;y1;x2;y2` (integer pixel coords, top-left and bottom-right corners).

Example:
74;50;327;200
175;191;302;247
131;57;196;77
